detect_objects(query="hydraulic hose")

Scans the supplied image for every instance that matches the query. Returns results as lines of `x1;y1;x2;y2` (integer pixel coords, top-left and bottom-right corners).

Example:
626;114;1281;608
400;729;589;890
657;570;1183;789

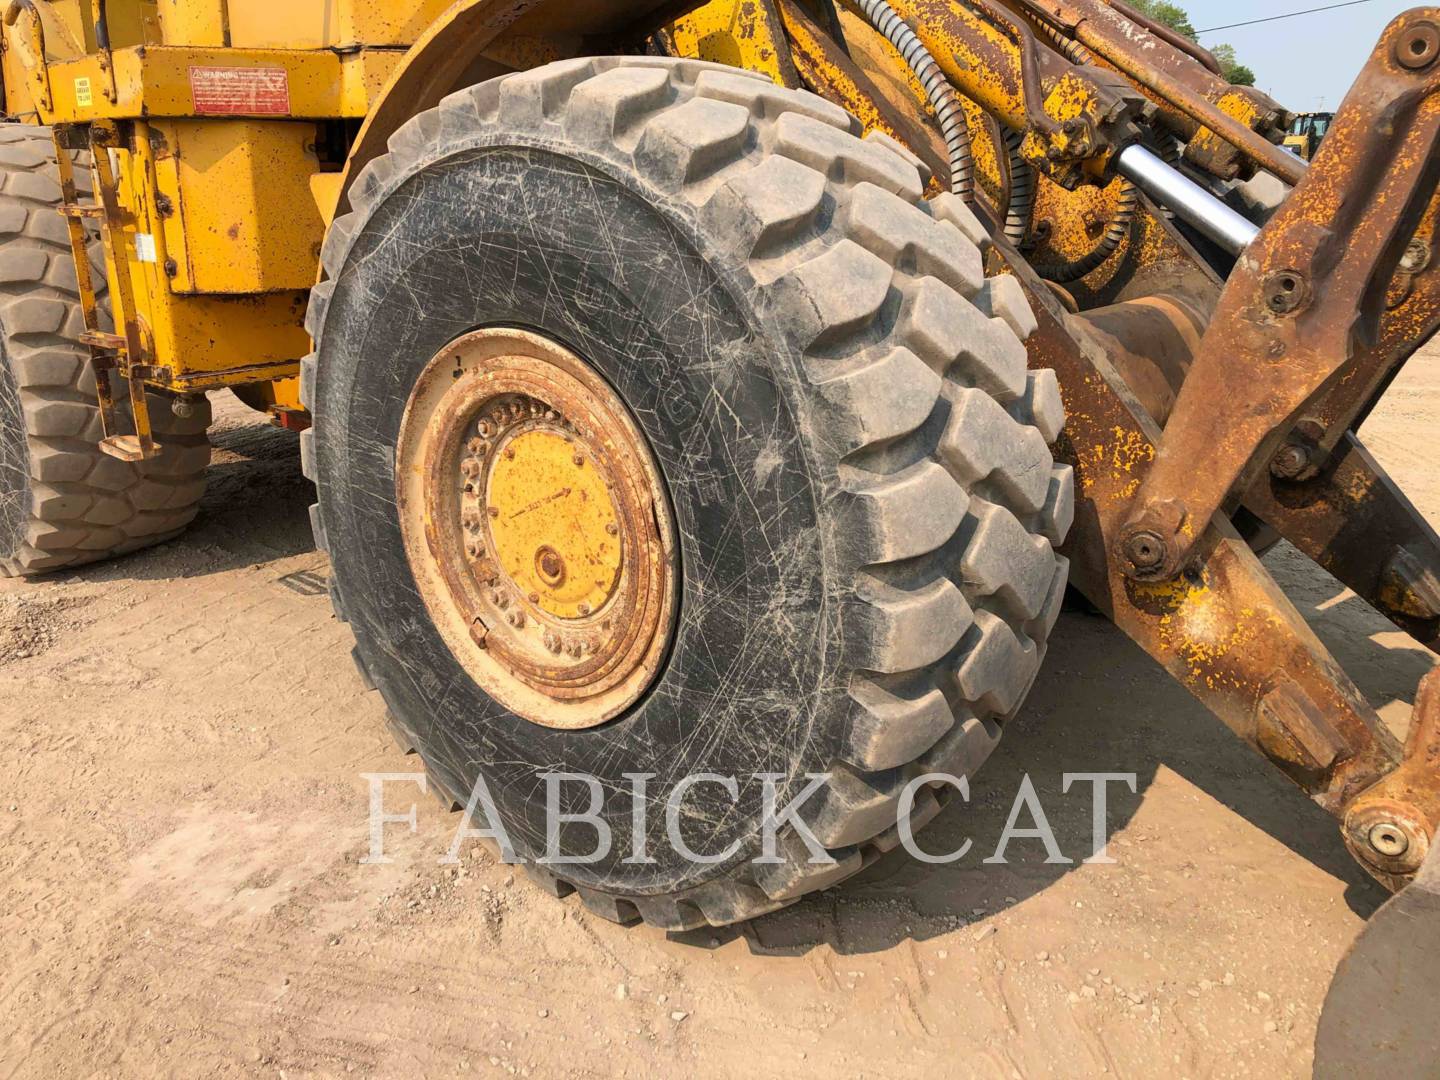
1001;130;1035;247
853;0;974;200
1030;16;1095;67
1033;179;1139;282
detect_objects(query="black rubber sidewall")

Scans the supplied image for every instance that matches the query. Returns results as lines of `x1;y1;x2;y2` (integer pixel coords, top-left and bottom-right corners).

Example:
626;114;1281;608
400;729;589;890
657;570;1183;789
316;146;847;894
0;339;31;558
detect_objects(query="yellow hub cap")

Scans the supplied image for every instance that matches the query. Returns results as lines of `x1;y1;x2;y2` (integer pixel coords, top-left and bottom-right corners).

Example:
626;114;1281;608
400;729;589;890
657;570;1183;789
395;329;678;730
487;429;622;620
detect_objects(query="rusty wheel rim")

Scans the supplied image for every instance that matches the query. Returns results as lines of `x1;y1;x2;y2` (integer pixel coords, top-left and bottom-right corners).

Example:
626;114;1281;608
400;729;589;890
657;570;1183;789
395;328;678;729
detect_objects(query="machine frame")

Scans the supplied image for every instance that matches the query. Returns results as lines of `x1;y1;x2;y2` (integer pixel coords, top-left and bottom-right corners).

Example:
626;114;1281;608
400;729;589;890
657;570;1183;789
4;0;1439;923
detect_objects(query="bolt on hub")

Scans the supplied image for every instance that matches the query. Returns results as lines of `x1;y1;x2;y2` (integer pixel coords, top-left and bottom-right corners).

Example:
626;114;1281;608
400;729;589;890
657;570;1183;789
394;328;678;730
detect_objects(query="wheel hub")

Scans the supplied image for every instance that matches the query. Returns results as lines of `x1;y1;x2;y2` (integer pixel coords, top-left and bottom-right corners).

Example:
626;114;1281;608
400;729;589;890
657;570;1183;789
395;329;677;729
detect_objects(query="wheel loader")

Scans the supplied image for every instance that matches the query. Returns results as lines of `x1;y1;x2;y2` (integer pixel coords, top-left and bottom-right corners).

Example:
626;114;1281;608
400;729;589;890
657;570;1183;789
1284;109;1333;161
1;0;1437;1071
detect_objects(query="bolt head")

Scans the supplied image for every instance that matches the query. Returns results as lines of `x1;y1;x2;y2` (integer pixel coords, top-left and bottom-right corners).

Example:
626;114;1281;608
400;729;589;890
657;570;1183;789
1270;443;1313;481
1123;531;1167;573
536;547;565;585
1401;238;1432;274
1263;270;1309;315
1368;821;1411;858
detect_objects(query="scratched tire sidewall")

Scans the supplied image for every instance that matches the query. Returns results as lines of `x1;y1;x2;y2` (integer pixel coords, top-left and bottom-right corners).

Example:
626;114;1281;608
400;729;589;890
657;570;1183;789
315;143;848;894
0;338;30;559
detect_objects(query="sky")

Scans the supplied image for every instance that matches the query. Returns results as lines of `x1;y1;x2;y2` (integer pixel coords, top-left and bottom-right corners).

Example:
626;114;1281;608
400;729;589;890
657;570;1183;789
1190;0;1406;112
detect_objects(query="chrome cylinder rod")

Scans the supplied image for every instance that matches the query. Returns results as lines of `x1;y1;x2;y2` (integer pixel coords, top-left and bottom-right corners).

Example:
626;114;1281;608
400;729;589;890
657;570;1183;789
1116;143;1261;255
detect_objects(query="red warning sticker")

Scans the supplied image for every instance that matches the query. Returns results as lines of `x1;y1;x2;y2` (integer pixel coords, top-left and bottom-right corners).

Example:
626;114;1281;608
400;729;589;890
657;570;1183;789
189;66;291;116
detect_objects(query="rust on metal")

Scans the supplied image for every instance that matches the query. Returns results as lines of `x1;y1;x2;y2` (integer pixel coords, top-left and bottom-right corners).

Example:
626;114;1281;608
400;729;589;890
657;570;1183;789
1245;434;1440;653
1002;239;1408;850
876;0;1151;186
1341;668;1440;890
658;0;803;87
777;0;950;185
1028;0;1299;183
1072;291;1211;421
394;328;677;730
59;119;166;461
1296;192;1440;457
1120;9;1440;583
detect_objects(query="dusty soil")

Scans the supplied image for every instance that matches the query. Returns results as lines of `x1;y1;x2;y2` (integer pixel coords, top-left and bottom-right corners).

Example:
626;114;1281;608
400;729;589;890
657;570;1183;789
2;345;1436;1080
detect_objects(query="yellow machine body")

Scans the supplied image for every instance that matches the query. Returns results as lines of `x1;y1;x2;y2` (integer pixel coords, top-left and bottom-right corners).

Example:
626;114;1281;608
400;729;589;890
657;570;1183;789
0;0;515;422
1283;110;1334;162
0;0;794;424
0;0;1207;426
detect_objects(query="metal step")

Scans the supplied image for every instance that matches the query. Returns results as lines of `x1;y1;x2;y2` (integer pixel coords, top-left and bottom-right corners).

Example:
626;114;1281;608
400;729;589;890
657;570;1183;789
100;434;160;462
80;330;126;350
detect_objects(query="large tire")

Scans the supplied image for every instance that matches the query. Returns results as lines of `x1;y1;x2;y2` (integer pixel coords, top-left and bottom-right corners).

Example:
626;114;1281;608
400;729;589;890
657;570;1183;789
304;58;1074;928
0;126;211;577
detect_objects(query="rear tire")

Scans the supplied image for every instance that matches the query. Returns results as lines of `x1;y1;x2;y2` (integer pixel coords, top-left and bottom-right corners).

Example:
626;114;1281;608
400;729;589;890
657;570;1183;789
304;58;1073;928
0;127;211;577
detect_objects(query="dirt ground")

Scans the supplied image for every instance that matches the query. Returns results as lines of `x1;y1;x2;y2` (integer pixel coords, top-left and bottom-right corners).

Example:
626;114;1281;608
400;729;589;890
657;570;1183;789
2;343;1436;1080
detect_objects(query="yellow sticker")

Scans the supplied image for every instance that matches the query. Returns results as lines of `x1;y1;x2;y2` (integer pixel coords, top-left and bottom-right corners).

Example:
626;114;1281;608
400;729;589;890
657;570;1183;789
74;77;93;108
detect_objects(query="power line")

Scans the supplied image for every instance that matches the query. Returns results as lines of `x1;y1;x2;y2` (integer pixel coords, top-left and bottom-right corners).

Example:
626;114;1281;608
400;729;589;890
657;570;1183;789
1196;0;1379;34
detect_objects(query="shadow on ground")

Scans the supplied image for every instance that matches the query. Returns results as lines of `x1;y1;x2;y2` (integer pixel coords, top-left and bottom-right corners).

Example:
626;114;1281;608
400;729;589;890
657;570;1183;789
56;405;1434;958
63;395;319;586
